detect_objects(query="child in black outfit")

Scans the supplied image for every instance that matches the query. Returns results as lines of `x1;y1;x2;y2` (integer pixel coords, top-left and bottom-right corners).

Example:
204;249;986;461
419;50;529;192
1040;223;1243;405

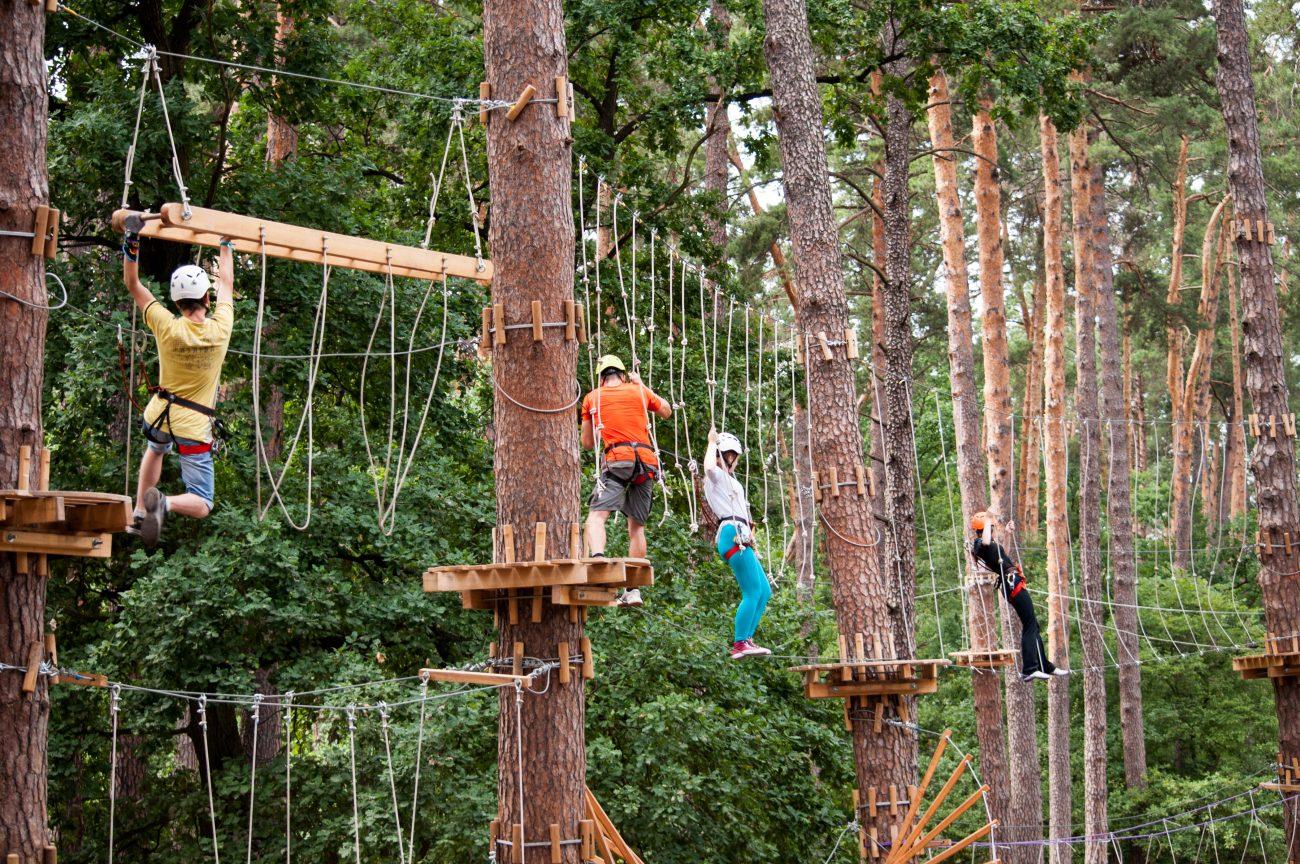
970;511;1069;682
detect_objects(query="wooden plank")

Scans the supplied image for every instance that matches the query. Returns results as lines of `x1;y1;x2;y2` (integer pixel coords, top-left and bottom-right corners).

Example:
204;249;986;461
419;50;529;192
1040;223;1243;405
898;786;990;864
558;641;571;684
113;205;490;283
44;631;58;685
18;445;31;492
534;522;548;561
575;303;587;343
916;821;996;864
507;589;520;625
501;524;516;562
551;584;620;606
479;82;491;125
581;637;595;679
555;76;569;118
2;529;111;558
10;495;65;527
805;678;937;699
506;84;538;121
21;641;43;693
37;448;49;491
66;500;132;533
531;591;543;623
419;667;536;690
31;206;50;256
818;331;833;361
580;820;595;861
531;300;544;341
512;823;524;864
565;300;577;340
550;824;562;864
44;846;57;864
44;209;60;260
513;642;524;676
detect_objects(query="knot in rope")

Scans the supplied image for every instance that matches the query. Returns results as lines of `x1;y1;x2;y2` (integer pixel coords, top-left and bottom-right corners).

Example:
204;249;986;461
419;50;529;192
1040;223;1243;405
687;459;699;474
419;668;431;686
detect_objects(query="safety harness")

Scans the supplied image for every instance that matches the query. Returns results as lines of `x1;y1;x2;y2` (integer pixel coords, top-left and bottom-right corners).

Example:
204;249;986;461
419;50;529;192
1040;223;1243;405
142;388;225;455
717;515;753;561
603;441;659;485
971;541;1024;598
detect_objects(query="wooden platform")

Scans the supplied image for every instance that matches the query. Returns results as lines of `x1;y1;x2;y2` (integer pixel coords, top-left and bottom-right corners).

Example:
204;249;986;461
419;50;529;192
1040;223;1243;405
1;491;129;560
1233;636;1300;680
423;557;654;610
792;658;949;700
948;649;1018;670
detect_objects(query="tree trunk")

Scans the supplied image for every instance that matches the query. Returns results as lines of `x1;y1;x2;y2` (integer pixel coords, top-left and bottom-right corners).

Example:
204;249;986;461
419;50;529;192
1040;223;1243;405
703;0;732;258
1213;1;1300;855
1093;163;1147;788
0;1;51;858
1039;114;1072;864
266;7;298;166
926;72;1012;845
483;1;584;859
241;668;283;765
790;406;817;600
1016;263;1046;539
1166;138;1194;569
762;0;916;850
1069;125;1107;864
1225;262;1248;522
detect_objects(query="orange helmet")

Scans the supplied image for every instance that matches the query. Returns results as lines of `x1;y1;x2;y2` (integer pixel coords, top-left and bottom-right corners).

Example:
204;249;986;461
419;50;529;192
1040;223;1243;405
970;514;986;532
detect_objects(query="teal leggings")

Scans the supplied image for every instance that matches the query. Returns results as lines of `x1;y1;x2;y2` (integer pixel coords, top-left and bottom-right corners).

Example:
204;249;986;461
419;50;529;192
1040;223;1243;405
717;523;771;642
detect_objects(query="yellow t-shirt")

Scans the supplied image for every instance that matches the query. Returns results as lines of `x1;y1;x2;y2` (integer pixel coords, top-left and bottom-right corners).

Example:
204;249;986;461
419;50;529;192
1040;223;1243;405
142;300;234;442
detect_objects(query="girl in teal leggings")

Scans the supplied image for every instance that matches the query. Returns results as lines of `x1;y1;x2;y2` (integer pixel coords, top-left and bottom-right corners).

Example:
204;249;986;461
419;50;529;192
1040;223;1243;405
704;429;773;659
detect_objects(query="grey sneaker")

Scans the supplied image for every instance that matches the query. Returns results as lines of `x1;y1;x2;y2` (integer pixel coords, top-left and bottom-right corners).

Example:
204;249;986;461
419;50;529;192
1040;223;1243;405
140;487;165;548
1022;670;1053;682
617;588;643;607
1052;667;1071;676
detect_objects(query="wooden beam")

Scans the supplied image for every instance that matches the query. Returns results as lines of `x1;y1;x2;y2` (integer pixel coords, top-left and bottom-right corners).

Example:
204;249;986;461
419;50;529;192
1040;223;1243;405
896;786;990;864
112;204;492;283
18;445;31;492
917;822;996;864
418;667;537;690
889;730;951;860
887;756;972;864
506;84;538;121
2;529;111;558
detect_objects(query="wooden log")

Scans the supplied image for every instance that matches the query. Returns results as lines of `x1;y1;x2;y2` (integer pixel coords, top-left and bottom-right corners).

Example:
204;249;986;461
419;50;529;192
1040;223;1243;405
868;786;878;818
493;304;508;347
2;529;111;558
887;756;972;864
855;464;867;496
581;636;595;679
21;641;42;693
44;209;59;260
576;303;587;343
11;496;65;526
31;205;50;256
112;204;490;283
558;641;571;684
818;331;833;361
846;327;859;360
830;466;840;497
555;76;569;118
531;300;544;341
915;821;995;864
501;524;516;563
506;84;538;121
570;522;581;557
44;632;57;685
899;786;990;864
43;846;57;864
37;448;49;491
580;820;595;861
481;306;494;355
18;445;31;492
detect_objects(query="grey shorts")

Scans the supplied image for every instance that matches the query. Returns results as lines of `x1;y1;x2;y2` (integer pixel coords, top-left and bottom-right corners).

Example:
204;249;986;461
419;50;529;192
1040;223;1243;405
589;461;656;525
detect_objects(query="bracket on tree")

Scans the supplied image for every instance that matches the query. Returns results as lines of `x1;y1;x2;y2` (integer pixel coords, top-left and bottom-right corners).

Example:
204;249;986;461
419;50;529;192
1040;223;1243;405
1255;526;1300;560
480;300;586;352
812;464;875;502
1234;218;1276;245
27;204;60;259
1248;413;1296;439
112;204;492;283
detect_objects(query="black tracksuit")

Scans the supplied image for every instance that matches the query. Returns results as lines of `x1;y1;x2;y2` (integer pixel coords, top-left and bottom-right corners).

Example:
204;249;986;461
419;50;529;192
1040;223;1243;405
971;536;1055;676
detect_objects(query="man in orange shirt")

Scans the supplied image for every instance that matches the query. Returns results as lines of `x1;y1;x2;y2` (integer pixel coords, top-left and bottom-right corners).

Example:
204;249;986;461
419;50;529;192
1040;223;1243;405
580;355;672;603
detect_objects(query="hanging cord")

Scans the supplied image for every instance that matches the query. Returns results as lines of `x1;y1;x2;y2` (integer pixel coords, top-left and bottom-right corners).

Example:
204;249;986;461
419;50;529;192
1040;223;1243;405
421;104;461;249
107;684;122;864
118;47;191;216
577;157;595;388
406;672;431;859
612;195;637;368
284;693;294;864
120;53;151;208
513;681;527;864
378;703;408;864
359;257;400;525
251;233;328;529
594;175;604;360
198;695;222;864
346;706;362;864
0;271;68;311
720;297;735;425
456;110;487;272
245;694;263;864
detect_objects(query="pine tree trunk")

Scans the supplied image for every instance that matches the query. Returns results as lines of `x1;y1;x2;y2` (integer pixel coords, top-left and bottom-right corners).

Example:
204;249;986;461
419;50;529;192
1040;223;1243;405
0;1;51;858
1225;263;1248;522
1039;114;1072;864
482;2;584;859
926;72;1011;843
1093;164;1147;788
763;0;916;848
1069;125;1107;864
1213;1;1300;854
703;0;732;257
1166;138;1194;570
266;8;298;166
1016;262;1046;539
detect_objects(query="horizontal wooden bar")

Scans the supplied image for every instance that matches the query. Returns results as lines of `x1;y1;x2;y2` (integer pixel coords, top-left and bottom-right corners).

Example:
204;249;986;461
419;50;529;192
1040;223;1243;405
113;204;492;283
2;529;112;558
418;667;538;690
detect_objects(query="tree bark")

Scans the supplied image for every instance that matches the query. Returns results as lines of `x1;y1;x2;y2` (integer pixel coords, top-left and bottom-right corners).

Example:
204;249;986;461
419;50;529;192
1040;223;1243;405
1213;1;1300;855
0;0;51;858
762;0;916;850
266;7;299;166
1092;163;1147;789
1039;114;1072;864
483;1;584;859
1016;259;1046;539
703;0;732;258
1225;262;1248;522
926;72;1012;845
1069;125;1107;864
1165;138;1194;569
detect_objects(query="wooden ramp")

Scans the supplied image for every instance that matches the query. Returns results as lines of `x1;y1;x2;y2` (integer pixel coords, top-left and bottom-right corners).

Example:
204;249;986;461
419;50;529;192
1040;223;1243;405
2;446;130;566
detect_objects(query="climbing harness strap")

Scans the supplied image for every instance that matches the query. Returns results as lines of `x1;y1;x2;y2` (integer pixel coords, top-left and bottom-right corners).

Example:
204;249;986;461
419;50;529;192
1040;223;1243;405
142;387;225;453
602;443;658;486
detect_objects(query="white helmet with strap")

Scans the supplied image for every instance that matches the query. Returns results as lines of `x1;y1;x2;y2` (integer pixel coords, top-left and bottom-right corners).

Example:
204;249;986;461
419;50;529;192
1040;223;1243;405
716;432;743;456
170;264;211;302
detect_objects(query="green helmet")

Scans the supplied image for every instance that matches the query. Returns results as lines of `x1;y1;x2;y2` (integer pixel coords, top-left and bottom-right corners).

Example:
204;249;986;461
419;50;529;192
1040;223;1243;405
597;354;626;376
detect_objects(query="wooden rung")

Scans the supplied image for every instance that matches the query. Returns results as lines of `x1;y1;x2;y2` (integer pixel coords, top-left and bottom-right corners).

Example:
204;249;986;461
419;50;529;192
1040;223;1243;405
868;786;878;818
818;331;834;361
576;303;587;343
531;300;544;341
493;304;508;347
570;522;581;558
31;205;51;256
481;307;493;355
531;591;543;623
419;667;538;690
581;636;595;679
829;466;840;497
855;464;867;496
534;522;548;562
812;471;822;503
506;84;538;121
512;823;524;864
555;76;569;118
18;445;31;492
501;524;516;563
44;208;60;260
580;820;595;860
513;642;524;676
565;300;577;340
889;784;898;816
21;641;42;693
112;204;491;283
550;823;562;864
558;641;571;684
507;589;520;625
43;846;57;864
479;82;491;125
38;449;49;491
846;328;859;360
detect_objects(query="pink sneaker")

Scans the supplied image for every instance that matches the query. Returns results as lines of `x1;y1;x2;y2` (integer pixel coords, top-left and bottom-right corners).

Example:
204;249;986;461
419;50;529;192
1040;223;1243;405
729;641;750;660
743;640;772;657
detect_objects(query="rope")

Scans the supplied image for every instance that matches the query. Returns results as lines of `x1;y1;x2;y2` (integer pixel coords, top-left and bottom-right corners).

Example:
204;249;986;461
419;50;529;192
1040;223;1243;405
245;694;263;864
346;706;362;864
284;694;293;864
379;703;408;864
198;695;222;864
514;681;527;864
107;684;121;864
0;271;68;311
406;673;430;859
495;378;581;414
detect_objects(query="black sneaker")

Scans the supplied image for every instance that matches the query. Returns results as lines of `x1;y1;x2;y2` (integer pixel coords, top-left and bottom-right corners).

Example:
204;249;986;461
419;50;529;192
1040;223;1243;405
140;487;165;548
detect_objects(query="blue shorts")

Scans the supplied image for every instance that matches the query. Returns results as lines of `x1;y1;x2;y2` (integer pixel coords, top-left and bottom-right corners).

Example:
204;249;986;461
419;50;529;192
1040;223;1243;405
142;423;215;509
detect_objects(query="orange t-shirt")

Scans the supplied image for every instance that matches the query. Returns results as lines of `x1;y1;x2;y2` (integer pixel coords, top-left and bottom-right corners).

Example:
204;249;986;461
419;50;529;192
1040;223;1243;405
581;383;665;467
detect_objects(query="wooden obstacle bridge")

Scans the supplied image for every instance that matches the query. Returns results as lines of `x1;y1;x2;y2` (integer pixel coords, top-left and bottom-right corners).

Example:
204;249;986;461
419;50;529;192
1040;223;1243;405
2;445;131;697
112;203;493;284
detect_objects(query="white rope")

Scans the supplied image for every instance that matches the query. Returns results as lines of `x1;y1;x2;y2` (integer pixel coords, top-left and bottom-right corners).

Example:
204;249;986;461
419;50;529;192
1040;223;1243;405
379;703;407;864
146;48;192;217
421;107;460;249
406;673;430;859
932;391;972;650
346;706;362;864
513;682;527;864
120;55;151;208
199;695;222;864
251;235;328;528
245;694;263;864
284;694;293;864
108;684;121;864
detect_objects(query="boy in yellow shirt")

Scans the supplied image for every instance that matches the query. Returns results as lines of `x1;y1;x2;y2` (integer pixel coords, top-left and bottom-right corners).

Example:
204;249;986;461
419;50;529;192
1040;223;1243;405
122;223;235;546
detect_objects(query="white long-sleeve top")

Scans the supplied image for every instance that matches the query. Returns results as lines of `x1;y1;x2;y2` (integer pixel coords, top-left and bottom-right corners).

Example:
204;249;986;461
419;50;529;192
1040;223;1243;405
704;442;752;541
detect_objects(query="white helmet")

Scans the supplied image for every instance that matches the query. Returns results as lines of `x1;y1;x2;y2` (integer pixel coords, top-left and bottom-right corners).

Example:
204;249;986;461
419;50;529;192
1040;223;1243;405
170;265;211;302
716;432;743;456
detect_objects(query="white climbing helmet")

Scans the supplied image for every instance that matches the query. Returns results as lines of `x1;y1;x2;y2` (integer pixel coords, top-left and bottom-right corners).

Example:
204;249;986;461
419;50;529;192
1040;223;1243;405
170;264;211;302
716;432;743;456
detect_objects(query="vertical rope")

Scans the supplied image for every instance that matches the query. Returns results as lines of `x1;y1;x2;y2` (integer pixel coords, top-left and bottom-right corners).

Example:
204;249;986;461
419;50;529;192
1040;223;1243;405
245;694;263;864
346;705;362;864
407;673;430;858
514;682;527;864
120;56;151;208
284;693;293;864
199;695;221;864
148;49;192;217
108;684;122;864
378;703;407;864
